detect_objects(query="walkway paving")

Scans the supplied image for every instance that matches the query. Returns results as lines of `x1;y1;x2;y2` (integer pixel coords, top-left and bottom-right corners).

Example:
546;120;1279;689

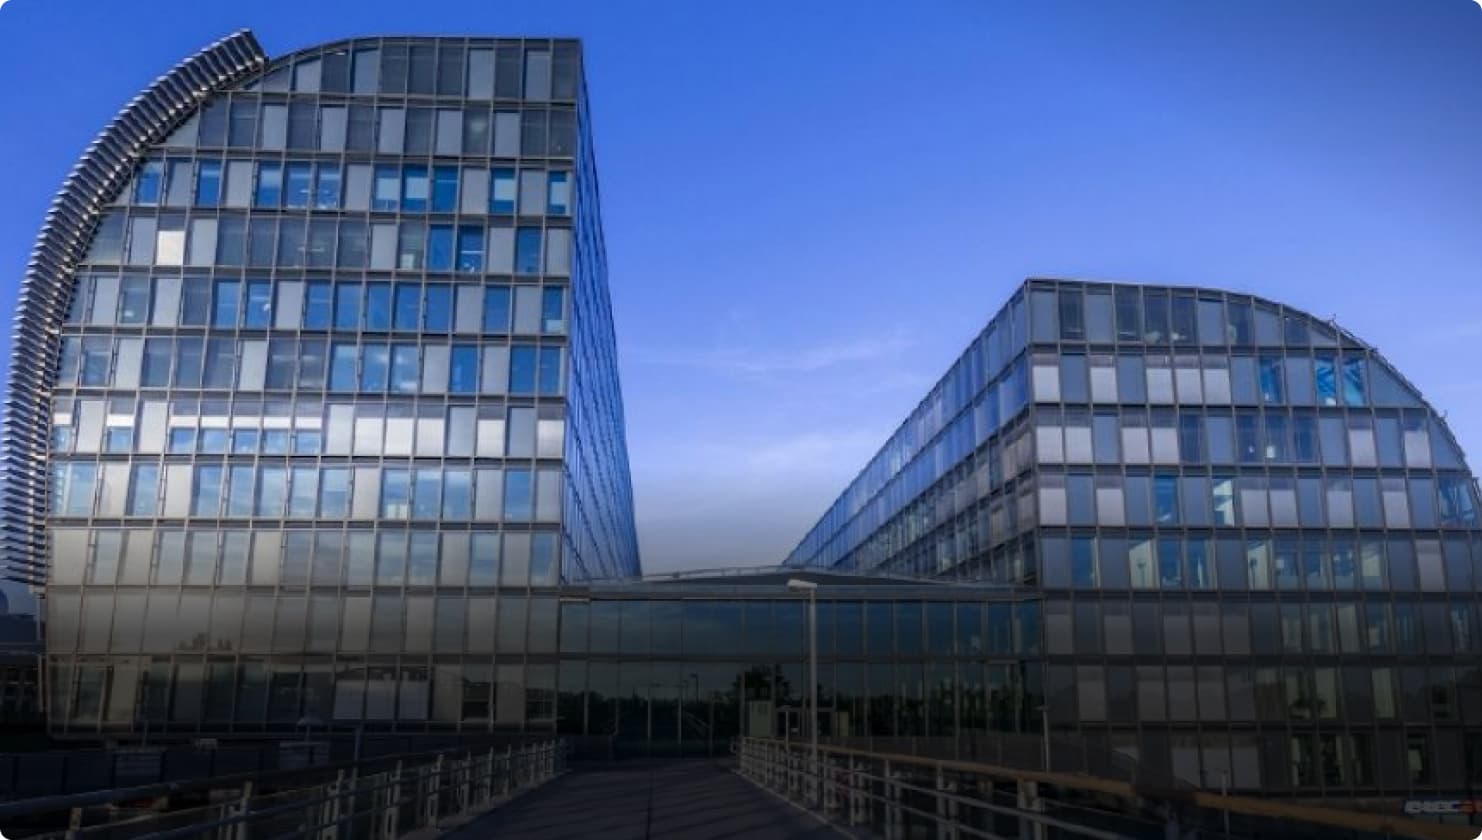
442;760;840;839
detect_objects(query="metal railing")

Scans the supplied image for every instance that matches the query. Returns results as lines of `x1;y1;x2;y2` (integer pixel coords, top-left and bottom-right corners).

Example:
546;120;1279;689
0;739;564;840
735;736;1480;840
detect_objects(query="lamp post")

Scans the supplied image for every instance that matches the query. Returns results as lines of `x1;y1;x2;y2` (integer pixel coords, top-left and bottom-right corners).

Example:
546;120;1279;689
786;578;819;802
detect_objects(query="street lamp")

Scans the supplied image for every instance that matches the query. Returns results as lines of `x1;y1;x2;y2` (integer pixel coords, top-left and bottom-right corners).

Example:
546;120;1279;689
786;578;819;802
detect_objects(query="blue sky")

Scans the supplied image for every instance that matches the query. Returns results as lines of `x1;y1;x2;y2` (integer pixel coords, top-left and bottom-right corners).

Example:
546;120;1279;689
1;0;1481;589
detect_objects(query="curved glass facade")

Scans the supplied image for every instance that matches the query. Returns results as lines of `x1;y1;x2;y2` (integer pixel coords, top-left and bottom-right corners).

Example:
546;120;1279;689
16;34;639;735
788;278;1482;799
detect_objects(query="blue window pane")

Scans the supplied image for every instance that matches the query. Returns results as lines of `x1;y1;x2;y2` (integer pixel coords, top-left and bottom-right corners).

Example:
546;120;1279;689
334;283;361;329
537;347;562;395
424;284;452;332
365;284;392;330
1343;357;1367;406
450;346;479;393
198;428;228;454
285;162;312;208
304;281;332;329
490;168;516;213
168;429;196;454
361;345;389;391
315;166;342;209
504;469;533;520
393;284;420;330
390;345;419;393
431;166;458;212
442;471;471;520
546;171;569;215
483;286;510;332
373;165;399;211
243;279;272;328
1315;357;1338;406
294;430;322;455
541;287;565;333
402;165;429;211
213;280;240;327
1155;476;1180;524
134;161;163;204
456;226;483;272
381;470;410;518
262;430;290;455
1258;356;1284;404
531;533;559;585
330;344;357;390
195;160;222;206
192;465;223;516
255;162;282;207
515;228;542;274
427;225;454;271
510;346;537;394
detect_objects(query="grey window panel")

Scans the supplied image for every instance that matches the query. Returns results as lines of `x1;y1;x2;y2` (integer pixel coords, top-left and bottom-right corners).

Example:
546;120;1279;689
513;286;540;334
155;227;186;267
320;106;347;152
455;286;482;333
487;227;513;273
275;281;304;330
413;416;443;457
294;58;322;93
468;49;495;98
91;276;119;326
545;228;571;275
138;402;167;453
187;219;217;267
518;170;545;215
448;407;475;457
97;464;130;517
384;416;414;456
536;470;562;521
460;167;488;214
370;223;398;269
225;160;254;207
163;464;193;518
352;48;380;94
435;110;463;156
75;399;105;453
524;51;552;101
238;340;267;391
481;346;509;395
325;405;354;455
507;407;536;458
113;339;143;390
127;218;157;266
259;104;287;150
345;164;373;212
163;112;198;148
493;112;520;157
50;529;88;585
474;468;503;521
351;467;380;520
422;345;450;395
165;161;193;206
378;108;406;154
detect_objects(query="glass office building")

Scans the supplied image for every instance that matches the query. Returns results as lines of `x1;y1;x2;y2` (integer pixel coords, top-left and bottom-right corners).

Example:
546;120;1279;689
1;31;639;736
787;278;1482;801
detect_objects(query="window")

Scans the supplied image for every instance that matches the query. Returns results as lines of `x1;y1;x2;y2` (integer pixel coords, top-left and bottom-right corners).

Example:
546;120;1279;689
510;347;537;394
304;281;332;329
365;284;392;330
450;346;479;394
284;162;312;208
134;161;163;204
491;168;516;213
483;286;511;332
541;287;565;333
538;348;562;395
393;165;429;212
243;280;271;328
315;166;341;209
255;162;282;207
431;166;458;212
515;227;542;273
196;160;222;206
373;165;399;211
213;280;240;327
547;171;570;214
427;226;454;272
424;285;452;332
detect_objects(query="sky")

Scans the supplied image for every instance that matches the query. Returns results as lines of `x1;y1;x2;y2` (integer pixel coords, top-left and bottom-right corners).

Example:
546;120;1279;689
0;0;1481;594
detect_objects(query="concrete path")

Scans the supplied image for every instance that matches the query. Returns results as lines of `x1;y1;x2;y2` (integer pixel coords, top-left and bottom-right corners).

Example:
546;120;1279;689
442;760;840;839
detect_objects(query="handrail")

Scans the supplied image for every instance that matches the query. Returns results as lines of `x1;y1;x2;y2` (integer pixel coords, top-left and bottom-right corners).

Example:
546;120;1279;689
738;736;1479;840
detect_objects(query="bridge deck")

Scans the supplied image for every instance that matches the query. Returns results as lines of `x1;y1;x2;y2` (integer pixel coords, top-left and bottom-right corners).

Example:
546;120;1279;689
443;760;838;839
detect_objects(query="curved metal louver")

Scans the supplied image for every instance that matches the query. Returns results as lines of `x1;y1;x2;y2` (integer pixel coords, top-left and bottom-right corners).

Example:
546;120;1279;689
0;30;268;587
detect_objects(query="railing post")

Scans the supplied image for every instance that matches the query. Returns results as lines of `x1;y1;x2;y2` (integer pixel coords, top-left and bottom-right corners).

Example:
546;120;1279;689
458;752;472;813
317;770;344;840
482;747;495;804
65;805;81;840
1017;780;1045;840
423;754;444;826
230;780;254;840
848;756;864;826
381;761;403;840
885;759;901;840
503;746;514;797
936;764;957;840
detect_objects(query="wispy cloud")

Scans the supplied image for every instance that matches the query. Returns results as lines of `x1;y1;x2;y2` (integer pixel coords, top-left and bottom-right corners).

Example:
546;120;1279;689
629;330;915;376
